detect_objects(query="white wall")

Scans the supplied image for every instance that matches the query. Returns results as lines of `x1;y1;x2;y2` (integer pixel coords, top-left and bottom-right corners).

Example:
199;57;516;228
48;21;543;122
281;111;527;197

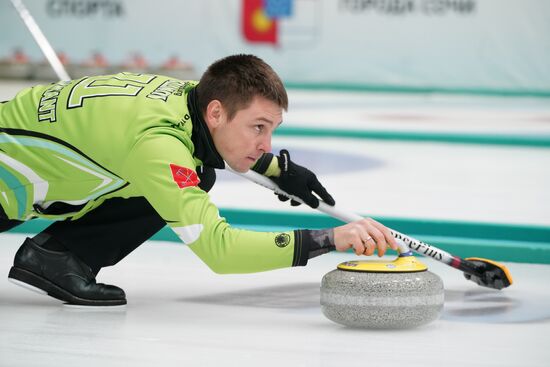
2;0;549;94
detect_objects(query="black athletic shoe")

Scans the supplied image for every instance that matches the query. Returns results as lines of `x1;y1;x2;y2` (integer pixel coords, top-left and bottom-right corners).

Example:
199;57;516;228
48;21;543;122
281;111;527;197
8;237;126;306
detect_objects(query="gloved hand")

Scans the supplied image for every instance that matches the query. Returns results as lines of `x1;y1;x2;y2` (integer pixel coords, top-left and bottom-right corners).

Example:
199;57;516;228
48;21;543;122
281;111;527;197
271;149;335;208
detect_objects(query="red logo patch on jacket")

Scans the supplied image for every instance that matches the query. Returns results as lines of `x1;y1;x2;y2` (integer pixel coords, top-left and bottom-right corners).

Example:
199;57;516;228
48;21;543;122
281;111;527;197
169;164;200;189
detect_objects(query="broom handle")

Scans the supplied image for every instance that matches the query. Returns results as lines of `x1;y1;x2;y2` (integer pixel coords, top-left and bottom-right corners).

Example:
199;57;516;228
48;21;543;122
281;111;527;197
10;0;71;81
227;167;464;265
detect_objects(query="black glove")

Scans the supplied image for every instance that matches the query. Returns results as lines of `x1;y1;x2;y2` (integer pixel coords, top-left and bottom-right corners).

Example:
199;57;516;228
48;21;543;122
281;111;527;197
197;166;216;192
271;149;335;208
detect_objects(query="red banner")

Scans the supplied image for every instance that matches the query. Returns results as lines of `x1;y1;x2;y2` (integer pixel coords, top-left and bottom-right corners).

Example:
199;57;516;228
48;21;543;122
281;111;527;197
242;0;278;44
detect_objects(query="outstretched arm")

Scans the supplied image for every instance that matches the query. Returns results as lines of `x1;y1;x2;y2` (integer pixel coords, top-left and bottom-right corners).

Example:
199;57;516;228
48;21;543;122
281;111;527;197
123;132;396;274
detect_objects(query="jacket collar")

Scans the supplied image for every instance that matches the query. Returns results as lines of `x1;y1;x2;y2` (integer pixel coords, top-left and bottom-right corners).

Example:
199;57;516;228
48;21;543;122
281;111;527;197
187;87;225;169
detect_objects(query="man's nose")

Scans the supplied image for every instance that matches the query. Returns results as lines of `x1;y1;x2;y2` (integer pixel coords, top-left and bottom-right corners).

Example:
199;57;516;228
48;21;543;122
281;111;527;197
258;134;272;153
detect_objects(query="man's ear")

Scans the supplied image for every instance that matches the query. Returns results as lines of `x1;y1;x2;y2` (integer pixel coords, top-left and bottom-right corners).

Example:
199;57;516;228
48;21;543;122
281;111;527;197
204;100;225;129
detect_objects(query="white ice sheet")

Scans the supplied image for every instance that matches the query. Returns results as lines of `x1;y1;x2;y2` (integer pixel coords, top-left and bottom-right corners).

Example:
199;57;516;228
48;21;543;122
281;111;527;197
1;234;549;367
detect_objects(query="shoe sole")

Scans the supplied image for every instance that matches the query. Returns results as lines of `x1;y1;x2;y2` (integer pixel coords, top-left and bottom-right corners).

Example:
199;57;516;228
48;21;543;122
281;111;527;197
8;266;127;306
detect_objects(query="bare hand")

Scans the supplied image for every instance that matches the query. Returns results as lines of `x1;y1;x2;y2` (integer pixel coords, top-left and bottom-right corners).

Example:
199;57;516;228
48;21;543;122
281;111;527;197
333;218;398;257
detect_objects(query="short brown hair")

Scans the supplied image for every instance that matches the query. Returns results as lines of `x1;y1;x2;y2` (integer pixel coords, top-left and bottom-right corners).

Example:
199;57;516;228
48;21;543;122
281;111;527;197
196;54;288;120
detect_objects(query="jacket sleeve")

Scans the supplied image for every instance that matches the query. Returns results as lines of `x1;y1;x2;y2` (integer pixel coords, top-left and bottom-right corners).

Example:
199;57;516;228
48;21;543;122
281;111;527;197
122;130;310;274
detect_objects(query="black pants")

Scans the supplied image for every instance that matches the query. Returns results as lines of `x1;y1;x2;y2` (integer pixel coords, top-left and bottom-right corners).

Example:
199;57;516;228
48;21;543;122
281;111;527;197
1;197;166;274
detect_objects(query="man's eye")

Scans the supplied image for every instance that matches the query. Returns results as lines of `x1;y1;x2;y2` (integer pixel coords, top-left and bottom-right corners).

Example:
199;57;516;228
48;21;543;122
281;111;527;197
255;125;264;132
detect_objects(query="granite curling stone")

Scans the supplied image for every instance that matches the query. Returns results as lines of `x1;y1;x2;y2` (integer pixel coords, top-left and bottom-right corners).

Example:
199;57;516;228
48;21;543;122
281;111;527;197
320;254;444;329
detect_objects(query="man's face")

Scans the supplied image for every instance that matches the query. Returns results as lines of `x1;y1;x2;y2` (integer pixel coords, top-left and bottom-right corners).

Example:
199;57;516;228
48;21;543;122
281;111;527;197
206;96;283;172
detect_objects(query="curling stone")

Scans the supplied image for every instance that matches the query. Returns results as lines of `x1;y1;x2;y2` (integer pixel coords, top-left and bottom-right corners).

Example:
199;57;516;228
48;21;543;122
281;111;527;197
321;252;444;329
